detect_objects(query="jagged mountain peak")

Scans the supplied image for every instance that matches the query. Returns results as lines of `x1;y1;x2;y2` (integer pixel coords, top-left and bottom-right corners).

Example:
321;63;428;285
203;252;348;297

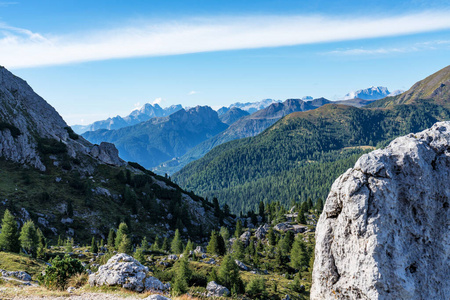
342;86;392;100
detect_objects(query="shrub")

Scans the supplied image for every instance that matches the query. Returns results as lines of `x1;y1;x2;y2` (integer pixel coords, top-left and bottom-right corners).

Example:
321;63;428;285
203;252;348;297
64;127;79;140
37;138;67;155
0;122;21;138
39;255;84;290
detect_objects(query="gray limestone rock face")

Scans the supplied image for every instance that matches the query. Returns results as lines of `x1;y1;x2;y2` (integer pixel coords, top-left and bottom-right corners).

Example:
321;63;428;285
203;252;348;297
206;281;230;297
89;142;125;167
88;253;169;292
311;122;450;300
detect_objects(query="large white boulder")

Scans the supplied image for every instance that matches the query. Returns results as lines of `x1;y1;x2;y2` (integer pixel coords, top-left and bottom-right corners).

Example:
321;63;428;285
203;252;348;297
89;253;169;292
311;122;450;299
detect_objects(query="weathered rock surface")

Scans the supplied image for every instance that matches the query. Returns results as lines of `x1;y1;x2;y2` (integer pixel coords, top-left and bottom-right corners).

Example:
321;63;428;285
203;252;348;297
206;281;230;297
255;224;269;240
311;122;450;300
89;142;125;167
89;253;169;292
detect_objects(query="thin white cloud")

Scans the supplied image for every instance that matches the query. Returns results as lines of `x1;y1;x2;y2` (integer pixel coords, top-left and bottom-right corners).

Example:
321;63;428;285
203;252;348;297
188;90;198;95
326;40;450;56
152;97;163;105
0;2;18;7
1;11;450;69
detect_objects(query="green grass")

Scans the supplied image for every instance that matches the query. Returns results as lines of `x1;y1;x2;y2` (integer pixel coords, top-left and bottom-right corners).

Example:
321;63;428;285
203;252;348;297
0;251;46;279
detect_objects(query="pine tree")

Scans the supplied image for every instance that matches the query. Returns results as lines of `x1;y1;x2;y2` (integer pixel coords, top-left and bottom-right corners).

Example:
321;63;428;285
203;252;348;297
118;234;132;254
281;231;295;254
171;229;183;254
161;237;170;252
115;222;128;249
0;209;20;253
134;246;146;264
91;237;98;253
57;235;63;247
290;236;309;271
151;235;160;252
140;236;149;252
206;230;218;254
297;208;307;224
316;198;324;213
218;254;242;292
19;220;38;256
107;228;115;250
36;228;46;259
65;238;73;253
234;220;243;238
231;239;244;260
185;239;194;253
267;227;276;246
171;255;191;296
259;201;265;222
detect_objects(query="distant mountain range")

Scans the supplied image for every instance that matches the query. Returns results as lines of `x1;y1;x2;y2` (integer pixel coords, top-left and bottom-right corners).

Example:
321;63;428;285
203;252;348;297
82;106;228;169
173;66;450;214
72;103;183;134
154;97;376;175
342;86;404;100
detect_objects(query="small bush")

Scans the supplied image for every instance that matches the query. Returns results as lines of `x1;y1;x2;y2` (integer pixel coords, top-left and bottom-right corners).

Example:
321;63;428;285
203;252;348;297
37;138;67;155
64;127;79;140
0;122;21;138
38;255;84;290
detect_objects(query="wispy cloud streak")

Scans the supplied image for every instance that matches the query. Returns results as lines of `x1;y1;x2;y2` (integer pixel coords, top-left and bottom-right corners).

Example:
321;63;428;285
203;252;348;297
1;11;450;68
327;40;450;56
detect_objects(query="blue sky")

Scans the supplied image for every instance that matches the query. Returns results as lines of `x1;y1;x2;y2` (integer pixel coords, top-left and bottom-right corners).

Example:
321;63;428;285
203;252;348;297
1;1;450;125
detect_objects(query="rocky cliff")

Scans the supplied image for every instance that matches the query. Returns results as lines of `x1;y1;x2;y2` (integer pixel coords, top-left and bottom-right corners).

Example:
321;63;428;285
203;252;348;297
0;66;124;171
311;122;450;299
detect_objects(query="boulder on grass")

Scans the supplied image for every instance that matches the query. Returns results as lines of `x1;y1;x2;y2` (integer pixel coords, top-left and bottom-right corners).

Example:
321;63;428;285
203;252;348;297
88;253;169;292
207;281;230;297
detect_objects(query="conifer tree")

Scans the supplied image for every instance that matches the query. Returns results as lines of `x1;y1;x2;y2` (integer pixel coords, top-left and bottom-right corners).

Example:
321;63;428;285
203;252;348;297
115;222;128;249
267;227;276;246
19;220;38;256
36;228;46;259
297;208;307;224
232;239;244;260
185;239;194;253
259;201;265;222
207;230;226;256
134;246;146;264
118;234;132;254
107;228;115;250
171;255;191;296
65;238;73;253
218;254;242;292
171;229;183;254
162;237;170;252
151;235;160;252
0;209;20;253
234;220;243;238
91;237;98;253
290;236;309;271
140;236;149;252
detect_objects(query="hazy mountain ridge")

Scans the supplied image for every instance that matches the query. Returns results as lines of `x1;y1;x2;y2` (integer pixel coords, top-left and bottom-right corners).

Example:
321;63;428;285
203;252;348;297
82;106;228;169
72;103;183;134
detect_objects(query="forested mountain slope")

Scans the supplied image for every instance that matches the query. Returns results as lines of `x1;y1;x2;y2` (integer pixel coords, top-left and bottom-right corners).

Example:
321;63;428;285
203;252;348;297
173;65;450;213
175;103;450;213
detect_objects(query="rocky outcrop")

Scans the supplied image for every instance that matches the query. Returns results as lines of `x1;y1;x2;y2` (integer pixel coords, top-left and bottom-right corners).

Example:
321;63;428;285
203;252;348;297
311;122;450;300
89;253;169;292
0;66;123;172
206;281;230;297
89;142;125;167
